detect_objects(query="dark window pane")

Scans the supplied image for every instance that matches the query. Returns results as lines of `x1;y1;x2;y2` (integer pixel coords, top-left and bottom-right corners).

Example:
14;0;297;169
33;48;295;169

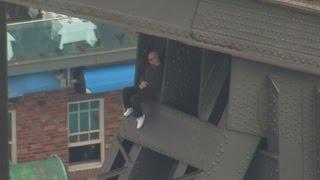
90;132;99;140
80;112;89;132
80;102;89;111
69;144;101;164
90;110;99;130
69;114;79;133
90;101;100;109
69;104;78;113
80;134;89;141
69;135;78;143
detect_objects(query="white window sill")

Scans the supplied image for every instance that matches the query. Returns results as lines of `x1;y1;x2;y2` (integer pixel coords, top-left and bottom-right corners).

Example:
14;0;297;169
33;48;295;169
68;161;102;172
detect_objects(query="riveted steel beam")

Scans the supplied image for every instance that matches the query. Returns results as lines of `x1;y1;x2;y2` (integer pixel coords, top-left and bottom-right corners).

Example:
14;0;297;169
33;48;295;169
116;137;132;163
168;162;188;179
100;167;127;179
268;71;320;180
243;151;279;180
98;140;142;180
117;104;260;180
173;172;202;180
98;137;121;175
118;144;142;180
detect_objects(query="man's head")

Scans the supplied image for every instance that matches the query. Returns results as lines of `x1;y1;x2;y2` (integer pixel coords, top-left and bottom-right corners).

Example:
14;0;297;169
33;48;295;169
147;51;160;65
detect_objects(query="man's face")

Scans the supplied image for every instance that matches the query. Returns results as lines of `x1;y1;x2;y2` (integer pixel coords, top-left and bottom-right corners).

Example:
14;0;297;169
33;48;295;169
148;53;159;65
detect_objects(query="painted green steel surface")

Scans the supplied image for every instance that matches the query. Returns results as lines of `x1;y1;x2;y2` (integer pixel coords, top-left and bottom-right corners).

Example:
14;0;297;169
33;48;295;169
10;155;67;180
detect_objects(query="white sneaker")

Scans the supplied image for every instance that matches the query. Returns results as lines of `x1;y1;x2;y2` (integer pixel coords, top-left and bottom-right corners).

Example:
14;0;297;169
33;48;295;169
136;114;145;129
123;108;133;117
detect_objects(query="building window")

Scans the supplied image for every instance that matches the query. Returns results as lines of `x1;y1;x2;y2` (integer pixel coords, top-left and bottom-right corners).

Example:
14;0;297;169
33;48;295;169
8;111;17;163
68;99;104;171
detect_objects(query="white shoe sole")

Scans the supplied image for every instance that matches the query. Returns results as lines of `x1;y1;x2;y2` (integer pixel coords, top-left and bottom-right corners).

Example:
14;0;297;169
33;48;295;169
123;108;133;117
136;114;145;129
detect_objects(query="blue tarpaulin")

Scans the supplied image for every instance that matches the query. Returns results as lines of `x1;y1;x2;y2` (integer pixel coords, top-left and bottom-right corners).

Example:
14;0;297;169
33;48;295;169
8;72;60;98
8;63;135;98
83;63;135;93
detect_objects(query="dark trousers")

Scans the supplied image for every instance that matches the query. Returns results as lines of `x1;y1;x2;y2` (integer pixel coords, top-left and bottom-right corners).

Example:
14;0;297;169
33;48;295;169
122;86;157;117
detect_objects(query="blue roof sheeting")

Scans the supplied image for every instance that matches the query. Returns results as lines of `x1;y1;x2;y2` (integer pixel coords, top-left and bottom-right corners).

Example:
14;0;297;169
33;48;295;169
8;72;60;98
83;63;135;94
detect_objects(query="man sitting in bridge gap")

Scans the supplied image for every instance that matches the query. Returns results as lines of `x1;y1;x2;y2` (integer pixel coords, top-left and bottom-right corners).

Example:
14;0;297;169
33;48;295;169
122;51;163;129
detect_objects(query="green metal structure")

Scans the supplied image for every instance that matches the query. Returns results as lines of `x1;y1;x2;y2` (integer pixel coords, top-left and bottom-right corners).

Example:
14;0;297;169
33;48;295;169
10;155;67;180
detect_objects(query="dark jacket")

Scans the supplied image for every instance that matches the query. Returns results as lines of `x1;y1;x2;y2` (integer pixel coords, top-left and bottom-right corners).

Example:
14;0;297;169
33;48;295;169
141;64;163;89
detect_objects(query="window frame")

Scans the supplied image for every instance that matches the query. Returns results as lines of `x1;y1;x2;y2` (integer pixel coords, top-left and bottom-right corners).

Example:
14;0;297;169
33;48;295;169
8;110;17;164
67;99;105;172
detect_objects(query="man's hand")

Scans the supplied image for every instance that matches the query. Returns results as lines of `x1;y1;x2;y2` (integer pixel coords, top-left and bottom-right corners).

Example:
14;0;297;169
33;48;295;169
139;81;148;89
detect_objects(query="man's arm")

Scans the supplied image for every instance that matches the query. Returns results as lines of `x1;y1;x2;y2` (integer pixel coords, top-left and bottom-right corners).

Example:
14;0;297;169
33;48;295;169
137;64;147;89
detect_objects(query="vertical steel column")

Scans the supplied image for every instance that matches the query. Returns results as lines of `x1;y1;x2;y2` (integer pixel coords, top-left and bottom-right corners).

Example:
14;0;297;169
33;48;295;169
0;1;8;180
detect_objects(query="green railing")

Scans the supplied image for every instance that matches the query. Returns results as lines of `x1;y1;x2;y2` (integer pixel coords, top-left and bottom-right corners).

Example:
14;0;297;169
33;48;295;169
7;17;137;64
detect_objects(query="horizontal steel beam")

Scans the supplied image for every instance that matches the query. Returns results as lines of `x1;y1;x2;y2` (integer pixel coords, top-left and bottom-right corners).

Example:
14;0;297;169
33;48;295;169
3;0;320;76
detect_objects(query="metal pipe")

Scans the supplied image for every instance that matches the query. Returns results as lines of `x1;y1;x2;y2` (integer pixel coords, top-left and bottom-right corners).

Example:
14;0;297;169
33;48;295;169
0;1;9;180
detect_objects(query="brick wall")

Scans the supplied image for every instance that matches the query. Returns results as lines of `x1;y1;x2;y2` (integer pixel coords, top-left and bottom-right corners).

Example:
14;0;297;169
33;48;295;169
9;88;124;180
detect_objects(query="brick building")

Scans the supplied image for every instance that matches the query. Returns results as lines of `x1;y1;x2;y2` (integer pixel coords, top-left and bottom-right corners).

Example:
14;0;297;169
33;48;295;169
8;88;124;180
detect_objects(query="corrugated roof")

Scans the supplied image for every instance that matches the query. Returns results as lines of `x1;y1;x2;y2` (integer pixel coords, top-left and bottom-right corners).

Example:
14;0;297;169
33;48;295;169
3;0;320;75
